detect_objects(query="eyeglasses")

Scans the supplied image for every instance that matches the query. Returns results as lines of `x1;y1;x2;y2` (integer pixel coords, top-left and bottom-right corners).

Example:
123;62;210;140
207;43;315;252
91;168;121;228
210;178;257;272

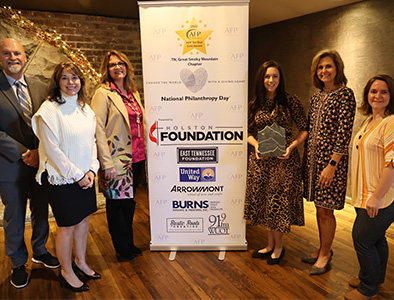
108;61;126;69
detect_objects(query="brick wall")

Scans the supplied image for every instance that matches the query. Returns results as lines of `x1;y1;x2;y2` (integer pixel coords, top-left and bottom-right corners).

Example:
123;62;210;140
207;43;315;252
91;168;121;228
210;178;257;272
20;9;143;93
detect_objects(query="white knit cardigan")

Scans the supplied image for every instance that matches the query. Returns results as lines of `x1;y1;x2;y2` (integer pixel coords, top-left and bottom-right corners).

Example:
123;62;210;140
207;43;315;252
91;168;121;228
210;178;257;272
32;93;99;185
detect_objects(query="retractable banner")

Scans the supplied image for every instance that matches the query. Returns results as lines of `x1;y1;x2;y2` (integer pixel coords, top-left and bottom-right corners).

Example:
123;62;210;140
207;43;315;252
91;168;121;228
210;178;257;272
139;0;249;251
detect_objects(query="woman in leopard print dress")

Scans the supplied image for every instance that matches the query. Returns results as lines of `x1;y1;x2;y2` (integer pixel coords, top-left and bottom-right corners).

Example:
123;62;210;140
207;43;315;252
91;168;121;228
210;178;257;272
245;61;308;264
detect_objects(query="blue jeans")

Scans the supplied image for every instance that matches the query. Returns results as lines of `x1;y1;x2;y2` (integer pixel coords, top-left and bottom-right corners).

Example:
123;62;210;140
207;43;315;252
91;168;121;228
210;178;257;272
352;201;394;297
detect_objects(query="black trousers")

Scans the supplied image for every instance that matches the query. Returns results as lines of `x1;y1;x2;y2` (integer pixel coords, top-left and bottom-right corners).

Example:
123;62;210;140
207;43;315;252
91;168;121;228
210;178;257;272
105;161;144;256
106;198;136;256
132;160;144;197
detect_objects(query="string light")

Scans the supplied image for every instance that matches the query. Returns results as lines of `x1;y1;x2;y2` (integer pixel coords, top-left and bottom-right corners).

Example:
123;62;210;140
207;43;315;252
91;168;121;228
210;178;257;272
1;6;100;85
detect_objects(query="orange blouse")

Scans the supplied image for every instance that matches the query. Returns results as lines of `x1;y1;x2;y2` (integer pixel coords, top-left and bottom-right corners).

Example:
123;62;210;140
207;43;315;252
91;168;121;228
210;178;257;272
351;115;394;208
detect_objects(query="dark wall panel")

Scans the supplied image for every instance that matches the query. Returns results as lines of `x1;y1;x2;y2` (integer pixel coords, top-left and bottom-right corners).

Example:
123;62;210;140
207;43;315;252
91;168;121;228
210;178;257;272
250;0;394;132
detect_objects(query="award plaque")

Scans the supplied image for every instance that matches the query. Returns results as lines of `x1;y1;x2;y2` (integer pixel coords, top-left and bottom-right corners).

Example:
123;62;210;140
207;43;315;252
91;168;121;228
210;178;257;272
257;123;286;157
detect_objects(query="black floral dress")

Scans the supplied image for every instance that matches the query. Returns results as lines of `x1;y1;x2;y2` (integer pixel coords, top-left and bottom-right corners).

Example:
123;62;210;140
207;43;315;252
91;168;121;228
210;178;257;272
244;94;308;233
303;86;356;210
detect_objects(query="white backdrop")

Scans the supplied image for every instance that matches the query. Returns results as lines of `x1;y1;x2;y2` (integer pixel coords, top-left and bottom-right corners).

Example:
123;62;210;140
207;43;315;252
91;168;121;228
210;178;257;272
139;0;249;251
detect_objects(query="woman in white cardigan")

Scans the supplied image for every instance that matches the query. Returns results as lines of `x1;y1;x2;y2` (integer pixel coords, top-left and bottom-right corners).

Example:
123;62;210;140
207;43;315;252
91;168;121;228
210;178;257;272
32;62;101;292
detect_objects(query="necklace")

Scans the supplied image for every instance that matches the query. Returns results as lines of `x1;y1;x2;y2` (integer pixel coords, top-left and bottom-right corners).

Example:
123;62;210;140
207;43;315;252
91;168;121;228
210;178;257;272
115;89;142;138
126;95;142;138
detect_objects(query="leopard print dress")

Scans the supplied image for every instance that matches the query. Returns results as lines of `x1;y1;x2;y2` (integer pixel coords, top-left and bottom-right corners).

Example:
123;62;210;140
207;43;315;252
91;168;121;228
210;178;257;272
244;95;307;233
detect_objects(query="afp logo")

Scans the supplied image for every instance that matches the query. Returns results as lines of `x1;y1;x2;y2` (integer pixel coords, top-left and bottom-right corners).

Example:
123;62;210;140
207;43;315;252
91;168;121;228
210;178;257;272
155;234;170;241
228;52;245;61
155;199;170;207
229;149;245;159
191;238;205;245
228;173;244;181
223;25;239;36
151;26;167;37
151;151;166;159
227;103;243;113
149;105;163;113
227;198;244;206
153;173;167;182
189;111;204;121
147;53;163;63
229;234;243;240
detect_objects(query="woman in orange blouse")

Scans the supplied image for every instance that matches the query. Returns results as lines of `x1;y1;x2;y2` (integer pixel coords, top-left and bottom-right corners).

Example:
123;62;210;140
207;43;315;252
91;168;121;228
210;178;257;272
345;75;394;300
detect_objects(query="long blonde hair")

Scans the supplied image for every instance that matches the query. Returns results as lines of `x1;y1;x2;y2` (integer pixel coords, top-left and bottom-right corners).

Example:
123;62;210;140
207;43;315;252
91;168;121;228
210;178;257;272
98;50;136;92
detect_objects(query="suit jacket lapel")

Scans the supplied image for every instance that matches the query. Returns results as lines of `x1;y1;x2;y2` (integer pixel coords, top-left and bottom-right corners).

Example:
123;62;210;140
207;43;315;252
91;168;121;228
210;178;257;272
108;89;131;130
25;76;43;114
0;72;25;118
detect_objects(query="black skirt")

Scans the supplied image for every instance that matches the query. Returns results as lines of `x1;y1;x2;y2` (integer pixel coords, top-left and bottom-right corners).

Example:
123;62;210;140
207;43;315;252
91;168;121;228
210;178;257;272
42;173;97;227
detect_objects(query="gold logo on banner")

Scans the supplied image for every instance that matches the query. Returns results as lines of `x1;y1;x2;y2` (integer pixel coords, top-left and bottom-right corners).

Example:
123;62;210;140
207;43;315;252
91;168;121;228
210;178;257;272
176;17;213;55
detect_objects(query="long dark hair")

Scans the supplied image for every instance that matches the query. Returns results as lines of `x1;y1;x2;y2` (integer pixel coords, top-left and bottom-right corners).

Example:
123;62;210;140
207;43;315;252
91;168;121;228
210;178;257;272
248;60;287;130
47;62;87;108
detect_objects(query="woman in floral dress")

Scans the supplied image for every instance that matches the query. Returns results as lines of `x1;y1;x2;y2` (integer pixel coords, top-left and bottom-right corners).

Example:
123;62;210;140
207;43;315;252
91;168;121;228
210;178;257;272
302;50;356;275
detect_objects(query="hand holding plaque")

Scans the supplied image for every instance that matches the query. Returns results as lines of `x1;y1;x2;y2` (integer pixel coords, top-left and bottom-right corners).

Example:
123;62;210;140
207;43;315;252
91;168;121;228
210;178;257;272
258;123;286;157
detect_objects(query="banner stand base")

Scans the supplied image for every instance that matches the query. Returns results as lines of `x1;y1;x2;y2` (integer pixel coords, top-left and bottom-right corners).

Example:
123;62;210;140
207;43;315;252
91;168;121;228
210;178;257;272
168;250;227;261
150;241;248;252
218;250;226;261
169;251;177;261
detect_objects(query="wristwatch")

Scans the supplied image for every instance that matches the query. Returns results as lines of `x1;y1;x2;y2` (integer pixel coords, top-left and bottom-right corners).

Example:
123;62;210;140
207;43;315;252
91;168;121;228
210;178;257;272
329;159;337;167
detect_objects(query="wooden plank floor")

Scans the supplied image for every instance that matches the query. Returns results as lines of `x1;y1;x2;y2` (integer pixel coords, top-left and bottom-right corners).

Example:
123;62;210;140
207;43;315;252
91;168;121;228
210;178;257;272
1;187;393;299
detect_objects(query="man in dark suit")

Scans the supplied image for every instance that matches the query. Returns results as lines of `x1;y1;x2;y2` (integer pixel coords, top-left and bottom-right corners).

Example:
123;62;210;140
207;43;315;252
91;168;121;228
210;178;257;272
0;38;59;289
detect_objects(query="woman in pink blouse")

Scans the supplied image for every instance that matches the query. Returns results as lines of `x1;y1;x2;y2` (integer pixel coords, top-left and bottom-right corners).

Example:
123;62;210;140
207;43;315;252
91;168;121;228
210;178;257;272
345;75;394;300
91;50;146;261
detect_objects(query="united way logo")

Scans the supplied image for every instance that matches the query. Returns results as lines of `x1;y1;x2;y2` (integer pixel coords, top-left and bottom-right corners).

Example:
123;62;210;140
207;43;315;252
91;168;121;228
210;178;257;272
179;167;216;182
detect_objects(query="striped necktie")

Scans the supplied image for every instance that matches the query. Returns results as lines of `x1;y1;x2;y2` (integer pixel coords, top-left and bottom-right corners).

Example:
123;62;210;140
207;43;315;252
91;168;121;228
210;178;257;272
15;81;33;127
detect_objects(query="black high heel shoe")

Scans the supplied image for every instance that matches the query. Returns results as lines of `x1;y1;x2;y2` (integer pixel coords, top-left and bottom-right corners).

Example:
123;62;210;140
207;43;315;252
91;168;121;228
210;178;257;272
267;247;286;265
59;271;90;292
252;249;273;259
72;262;102;280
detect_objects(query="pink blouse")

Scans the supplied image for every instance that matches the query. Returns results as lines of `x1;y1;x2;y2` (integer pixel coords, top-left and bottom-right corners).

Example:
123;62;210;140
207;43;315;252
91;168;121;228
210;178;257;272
111;82;145;163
